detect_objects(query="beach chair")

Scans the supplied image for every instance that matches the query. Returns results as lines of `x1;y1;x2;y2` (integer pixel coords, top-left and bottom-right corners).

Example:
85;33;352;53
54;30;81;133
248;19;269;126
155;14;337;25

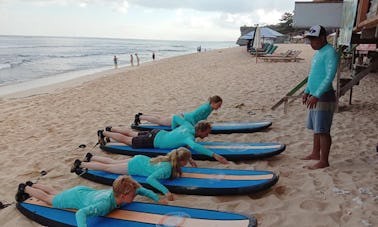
250;43;273;55
261;50;303;62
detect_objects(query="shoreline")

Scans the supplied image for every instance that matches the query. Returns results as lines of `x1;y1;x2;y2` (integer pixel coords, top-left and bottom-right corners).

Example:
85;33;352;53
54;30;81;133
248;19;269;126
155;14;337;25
0;48;221;99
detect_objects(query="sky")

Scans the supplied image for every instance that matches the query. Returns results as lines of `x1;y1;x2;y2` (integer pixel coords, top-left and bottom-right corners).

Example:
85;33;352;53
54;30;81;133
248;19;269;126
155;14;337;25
0;0;311;41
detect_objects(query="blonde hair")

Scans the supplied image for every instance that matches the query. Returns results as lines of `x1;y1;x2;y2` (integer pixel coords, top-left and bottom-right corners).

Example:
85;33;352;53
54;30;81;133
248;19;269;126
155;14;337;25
208;95;222;104
150;147;192;179
112;175;141;197
195;121;212;132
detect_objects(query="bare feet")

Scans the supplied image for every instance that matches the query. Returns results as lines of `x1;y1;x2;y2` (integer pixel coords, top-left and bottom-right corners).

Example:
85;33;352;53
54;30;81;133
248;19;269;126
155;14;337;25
301;154;320;160
307;161;329;170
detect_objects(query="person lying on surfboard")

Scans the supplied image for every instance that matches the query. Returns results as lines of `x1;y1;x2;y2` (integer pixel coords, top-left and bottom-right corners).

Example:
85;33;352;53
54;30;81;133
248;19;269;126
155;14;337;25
71;147;192;201
134;95;222;129
98;119;229;165
16;176;166;227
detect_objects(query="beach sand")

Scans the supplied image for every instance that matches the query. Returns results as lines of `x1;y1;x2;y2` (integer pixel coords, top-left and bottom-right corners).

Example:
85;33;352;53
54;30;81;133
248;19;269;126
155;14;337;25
0;44;377;227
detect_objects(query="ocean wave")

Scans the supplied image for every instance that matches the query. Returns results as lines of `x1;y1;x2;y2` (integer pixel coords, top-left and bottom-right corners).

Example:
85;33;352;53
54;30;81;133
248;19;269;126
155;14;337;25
0;63;11;70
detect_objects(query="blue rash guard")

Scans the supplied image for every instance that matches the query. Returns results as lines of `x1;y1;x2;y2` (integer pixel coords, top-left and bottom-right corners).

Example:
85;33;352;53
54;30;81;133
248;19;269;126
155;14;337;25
305;44;338;98
171;102;212;128
52;186;159;227
155;115;214;157
128;155;172;195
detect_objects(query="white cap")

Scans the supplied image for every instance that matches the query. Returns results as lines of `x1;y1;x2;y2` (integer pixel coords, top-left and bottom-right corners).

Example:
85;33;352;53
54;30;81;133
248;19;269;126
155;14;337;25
304;25;326;38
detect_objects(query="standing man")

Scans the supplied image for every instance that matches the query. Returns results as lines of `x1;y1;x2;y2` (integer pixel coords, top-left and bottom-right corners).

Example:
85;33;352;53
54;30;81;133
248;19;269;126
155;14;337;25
302;25;338;169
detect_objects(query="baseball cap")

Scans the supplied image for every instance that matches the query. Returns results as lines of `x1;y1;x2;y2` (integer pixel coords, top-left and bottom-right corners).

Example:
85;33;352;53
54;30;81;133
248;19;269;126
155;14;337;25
304;25;326;38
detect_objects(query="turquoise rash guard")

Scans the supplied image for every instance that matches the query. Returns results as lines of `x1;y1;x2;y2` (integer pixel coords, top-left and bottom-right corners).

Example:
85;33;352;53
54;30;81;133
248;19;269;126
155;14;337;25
128;155;172;195
52;186;159;227
171;102;212;128
155;115;214;157
305;44;338;98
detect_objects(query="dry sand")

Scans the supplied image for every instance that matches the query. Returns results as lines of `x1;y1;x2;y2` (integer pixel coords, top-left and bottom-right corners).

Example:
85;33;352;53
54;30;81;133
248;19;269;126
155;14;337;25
0;44;377;227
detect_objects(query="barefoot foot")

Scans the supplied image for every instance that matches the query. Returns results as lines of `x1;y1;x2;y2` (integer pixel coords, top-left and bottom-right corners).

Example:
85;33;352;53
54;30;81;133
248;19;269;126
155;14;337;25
301;154;320;160
307;161;329;170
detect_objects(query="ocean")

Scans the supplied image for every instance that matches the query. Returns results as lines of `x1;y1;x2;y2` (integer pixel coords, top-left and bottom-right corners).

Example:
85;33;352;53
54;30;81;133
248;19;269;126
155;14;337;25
0;35;235;96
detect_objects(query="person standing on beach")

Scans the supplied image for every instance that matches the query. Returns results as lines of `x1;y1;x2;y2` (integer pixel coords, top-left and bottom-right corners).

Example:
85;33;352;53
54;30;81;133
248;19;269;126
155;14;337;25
135;53;140;66
302;25;338;170
152;52;155;60
130;54;134;66
113;55;118;68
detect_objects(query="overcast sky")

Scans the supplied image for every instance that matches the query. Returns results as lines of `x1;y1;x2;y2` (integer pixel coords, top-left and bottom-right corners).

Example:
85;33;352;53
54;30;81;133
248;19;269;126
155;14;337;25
0;0;311;41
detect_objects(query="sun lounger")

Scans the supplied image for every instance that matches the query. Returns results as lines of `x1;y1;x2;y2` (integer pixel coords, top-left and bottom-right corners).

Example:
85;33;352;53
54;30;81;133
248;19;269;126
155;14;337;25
250;43;273;55
261;50;303;62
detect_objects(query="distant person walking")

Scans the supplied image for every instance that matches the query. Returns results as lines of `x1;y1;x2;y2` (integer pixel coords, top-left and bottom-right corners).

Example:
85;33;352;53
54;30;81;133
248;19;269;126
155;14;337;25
135;53;140;66
302;25;338;170
152;52;155;60
130;54;134;66
113;55;118;69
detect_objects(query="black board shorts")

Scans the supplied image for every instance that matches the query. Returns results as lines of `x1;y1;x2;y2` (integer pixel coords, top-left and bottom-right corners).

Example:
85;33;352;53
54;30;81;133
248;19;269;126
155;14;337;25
132;129;159;148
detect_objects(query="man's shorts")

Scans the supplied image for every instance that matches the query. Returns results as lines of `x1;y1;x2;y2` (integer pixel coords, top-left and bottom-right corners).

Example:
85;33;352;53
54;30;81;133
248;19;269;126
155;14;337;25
307;101;335;133
131;129;159;148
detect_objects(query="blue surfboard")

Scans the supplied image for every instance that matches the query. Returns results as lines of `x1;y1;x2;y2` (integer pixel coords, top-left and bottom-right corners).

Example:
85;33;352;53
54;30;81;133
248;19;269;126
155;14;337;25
101;141;285;161
17;198;257;227
131;121;272;134
75;167;278;196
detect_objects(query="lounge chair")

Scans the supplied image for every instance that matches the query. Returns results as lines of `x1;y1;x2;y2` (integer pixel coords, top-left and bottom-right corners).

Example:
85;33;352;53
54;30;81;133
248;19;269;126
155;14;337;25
250;43;273;55
261;50;303;62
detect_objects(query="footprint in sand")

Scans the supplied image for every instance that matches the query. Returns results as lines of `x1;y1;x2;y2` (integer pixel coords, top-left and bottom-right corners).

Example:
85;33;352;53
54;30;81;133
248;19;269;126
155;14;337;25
299;199;328;211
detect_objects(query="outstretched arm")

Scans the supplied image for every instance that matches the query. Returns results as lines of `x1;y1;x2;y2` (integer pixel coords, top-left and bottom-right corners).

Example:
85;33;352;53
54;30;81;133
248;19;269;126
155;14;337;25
146;169;171;197
187;140;229;164
75;201;110;227
136;187;160;202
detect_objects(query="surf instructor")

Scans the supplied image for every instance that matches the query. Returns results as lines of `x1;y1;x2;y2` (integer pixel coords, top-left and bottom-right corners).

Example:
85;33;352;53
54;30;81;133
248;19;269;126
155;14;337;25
302;25;338;169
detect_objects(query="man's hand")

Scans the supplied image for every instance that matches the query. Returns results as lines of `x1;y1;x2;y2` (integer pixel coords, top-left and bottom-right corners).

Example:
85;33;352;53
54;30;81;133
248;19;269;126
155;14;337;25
213;153;229;164
189;158;197;167
306;96;318;109
302;93;309;105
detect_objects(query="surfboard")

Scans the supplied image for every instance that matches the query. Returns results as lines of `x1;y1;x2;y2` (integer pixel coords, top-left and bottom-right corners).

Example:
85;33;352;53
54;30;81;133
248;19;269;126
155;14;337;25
131;121;272;134
75;167;278;196
17;198;257;227
101;141;285;161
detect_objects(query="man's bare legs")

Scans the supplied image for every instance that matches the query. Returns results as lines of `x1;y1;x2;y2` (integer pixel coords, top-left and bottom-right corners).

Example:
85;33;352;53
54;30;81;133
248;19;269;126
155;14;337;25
139;114;172;126
308;133;331;169
103;127;138;145
302;134;321;160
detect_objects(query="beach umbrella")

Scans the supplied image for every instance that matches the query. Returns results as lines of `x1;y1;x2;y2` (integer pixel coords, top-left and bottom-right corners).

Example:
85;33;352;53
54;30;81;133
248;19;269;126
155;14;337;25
252;26;262;63
252;26;262;49
240;27;284;40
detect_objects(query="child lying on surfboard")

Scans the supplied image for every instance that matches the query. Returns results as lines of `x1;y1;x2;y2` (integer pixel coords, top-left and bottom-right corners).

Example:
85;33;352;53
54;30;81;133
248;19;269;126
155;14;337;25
71;147;192;201
16;176;166;227
134;95;222;128
99;119;229;165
